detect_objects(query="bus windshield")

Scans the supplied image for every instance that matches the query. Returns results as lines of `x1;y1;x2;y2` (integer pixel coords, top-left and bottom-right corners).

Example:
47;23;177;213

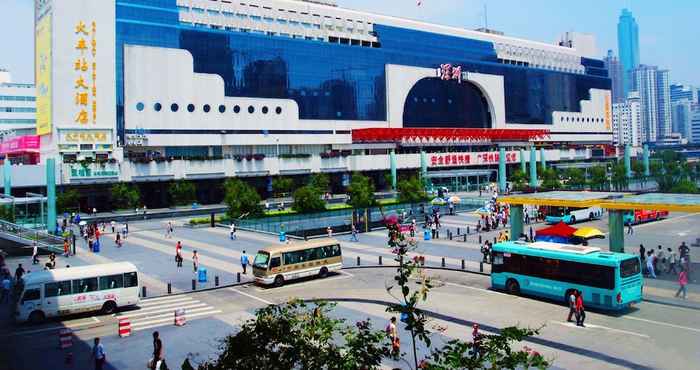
620;258;641;278
253;252;270;269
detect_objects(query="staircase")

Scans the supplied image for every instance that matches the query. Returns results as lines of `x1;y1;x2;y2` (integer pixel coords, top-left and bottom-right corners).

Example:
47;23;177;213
0;219;65;255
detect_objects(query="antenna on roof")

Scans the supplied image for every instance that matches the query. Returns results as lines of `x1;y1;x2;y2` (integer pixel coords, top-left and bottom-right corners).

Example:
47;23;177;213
484;3;488;30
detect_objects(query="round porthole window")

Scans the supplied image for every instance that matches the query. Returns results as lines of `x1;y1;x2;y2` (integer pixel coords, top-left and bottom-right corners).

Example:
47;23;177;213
154;103;162;112
136;102;144;111
203;104;211;113
233;105;241;113
187;104;195;112
262;106;269;114
219;105;226;113
275;107;282;114
171;103;179;112
248;106;255;114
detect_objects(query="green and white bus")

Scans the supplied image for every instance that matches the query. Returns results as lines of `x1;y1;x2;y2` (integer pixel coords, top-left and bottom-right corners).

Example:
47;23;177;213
491;241;642;311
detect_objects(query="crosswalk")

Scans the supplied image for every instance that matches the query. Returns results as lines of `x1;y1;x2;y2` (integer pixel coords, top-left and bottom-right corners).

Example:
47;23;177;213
117;295;222;332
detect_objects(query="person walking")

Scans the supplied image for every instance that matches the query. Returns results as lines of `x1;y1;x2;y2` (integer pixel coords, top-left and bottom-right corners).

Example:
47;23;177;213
575;290;586;327
91;337;106;370
675;268;689;299
115;233;122;248
192;250;199;273
646;251;657;278
430;222;437;239
411;219;417;237
165;221;173;239
14;264;25;282
626;221;633;235
566;291;577;322
150;331;164;370
0;276;10;303
110;220;116;234
656;246;665;275
679;242;690;271
175;241;183;269
326;226;333;238
241;251;249;274
639;244;646;264
31;242;39;265
122;223;128;240
229;223;236;240
666;247;678;274
350;224;359;242
386;317;400;360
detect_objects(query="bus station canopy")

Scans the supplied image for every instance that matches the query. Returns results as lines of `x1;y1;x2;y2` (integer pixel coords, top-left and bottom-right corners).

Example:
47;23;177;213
500;191;626;208
599;193;700;212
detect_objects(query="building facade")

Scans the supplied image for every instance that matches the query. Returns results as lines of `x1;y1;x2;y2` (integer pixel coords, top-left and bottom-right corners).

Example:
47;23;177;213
690;105;700;144
617;8;639;98
632;65;671;143
33;0;611;200
612;91;642;147
670;84;698;104
604;50;624;104
0;70;36;137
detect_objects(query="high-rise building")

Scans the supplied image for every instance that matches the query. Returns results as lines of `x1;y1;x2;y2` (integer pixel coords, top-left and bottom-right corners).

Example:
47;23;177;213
604;50;624;103
0;69;36;137
612;91;642;147
617;8;640;97
670;84;698;140
670;84;698;104
690;105;700;144
633;65;671;143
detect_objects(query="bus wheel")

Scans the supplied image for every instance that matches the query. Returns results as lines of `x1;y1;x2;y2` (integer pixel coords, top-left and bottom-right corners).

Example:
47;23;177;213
29;311;45;325
274;275;285;287
589;212;594;221
101;301;117;314
319;267;328;278
506;279;520;295
570;216;576;224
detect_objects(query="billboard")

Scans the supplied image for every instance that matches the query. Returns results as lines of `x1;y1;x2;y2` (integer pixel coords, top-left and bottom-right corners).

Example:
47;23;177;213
35;13;52;135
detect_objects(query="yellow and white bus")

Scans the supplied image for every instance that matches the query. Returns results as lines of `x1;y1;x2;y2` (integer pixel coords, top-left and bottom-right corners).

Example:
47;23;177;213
252;239;342;287
16;262;140;324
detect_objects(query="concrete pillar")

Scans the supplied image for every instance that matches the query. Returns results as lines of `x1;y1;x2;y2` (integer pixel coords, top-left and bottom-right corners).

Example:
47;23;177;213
529;147;538;188
498;147;506;193
540;147;547;172
510;205;523;241
624;145;632;179
520;149;527;173
390;149;397;191
420;150;428;187
643;144;650;177
46;158;57;234
3;160;11;196
608;210;625;253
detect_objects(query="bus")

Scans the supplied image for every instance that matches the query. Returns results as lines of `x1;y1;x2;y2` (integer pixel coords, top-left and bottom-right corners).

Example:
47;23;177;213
491;241;642;311
544;206;603;224
623;209;669;225
16;262;140;324
252;238;342;287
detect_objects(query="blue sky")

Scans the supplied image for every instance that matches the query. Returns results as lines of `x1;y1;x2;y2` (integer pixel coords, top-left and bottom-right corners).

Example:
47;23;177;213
1;0;697;85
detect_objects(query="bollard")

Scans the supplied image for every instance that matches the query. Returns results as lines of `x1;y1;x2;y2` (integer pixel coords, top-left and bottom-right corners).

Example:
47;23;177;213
461;259;465;270
478;235;482;244
167;283;172;294
357;256;361;266
441;257;445;267
480;262;484;272
379;256;382;265
493;237;497;244
449;231;453;240
210;213;215;228
457;227;460;235
237;272;241;283
215;276;219;287
141;286;147;298
467;226;470;234
463;234;467;242
191;279;196;291
436;231;439;239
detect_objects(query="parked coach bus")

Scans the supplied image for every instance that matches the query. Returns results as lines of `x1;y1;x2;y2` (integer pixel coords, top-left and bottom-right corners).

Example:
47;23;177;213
491;241;642;311
544;206;603;224
16;262;140;324
253;239;342;287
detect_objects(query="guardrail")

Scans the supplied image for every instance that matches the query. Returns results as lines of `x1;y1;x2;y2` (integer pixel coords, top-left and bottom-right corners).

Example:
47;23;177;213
0;219;65;253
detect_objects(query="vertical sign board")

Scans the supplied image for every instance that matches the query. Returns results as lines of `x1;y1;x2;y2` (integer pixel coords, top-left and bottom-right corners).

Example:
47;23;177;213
35;12;52;135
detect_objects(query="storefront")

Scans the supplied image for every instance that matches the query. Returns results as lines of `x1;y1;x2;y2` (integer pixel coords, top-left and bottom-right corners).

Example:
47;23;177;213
0;135;40;164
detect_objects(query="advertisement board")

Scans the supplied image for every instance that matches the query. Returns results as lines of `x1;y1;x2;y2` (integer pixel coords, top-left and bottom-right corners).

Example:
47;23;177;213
35;14;52;135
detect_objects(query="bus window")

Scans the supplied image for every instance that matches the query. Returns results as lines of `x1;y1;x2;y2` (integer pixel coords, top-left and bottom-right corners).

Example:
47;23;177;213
253;252;270;269
270;257;281;269
21;288;40;303
124;272;138;288
620;258;641;278
45;281;72;297
99;274;125;290
73;278;98;293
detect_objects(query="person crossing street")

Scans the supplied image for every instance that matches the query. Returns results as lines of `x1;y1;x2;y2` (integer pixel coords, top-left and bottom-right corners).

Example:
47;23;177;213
241;251;249;274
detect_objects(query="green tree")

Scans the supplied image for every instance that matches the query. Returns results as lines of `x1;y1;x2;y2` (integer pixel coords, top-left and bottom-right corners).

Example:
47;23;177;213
56;189;81;213
611;163;629;191
309;173;330;193
347;173;376;210
383;172;394;191
168;180;197;206
397;176;427;204
588;166;608;191
539;168;561;190
670;179;698;194
110;183;140;210
195;300;390;370
292;185;326;213
272;177;294;196
631;160;646;188
509;169;528;191
562;168;586;190
223;179;263;219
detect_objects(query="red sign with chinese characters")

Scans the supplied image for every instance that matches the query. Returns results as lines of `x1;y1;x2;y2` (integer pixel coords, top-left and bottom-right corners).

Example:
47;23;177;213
0;135;40;155
429;151;519;167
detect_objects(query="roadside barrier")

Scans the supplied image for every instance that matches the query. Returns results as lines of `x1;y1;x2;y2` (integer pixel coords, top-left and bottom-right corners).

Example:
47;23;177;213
58;328;73;349
174;308;186;326
118;317;131;337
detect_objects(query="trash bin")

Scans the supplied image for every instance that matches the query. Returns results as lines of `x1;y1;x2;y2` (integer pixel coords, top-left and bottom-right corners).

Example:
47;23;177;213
92;239;100;253
198;267;208;283
279;231;286;242
423;229;431;241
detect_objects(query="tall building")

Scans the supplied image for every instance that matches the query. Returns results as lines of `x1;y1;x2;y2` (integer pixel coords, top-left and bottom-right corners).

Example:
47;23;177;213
0;69;37;137
670;84;698;140
670;84;698;104
604;50;624;103
633;65;671;143
690;105;700;144
617;8;640;97
612;91;642;147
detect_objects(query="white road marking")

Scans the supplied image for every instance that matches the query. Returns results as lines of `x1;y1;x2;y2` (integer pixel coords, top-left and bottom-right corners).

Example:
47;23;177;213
130;310;223;331
139;295;195;304
121;303;208;318
130;307;222;328
548;320;649;339
6;319;101;336
623;316;700;334
229;287;274;305
138;296;196;307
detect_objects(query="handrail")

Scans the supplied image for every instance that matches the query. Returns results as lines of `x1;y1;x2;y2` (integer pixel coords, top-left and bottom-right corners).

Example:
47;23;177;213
0;219;64;252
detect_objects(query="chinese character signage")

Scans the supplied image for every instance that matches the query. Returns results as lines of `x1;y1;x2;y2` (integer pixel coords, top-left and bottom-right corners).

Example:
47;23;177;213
437;64;463;83
429;151;519;167
604;94;611;131
60;129;110;144
35;14;52;136
73;20;97;125
0;136;41;155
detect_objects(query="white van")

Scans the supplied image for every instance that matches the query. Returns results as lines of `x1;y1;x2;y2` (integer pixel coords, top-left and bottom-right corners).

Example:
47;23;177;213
16;262;140;324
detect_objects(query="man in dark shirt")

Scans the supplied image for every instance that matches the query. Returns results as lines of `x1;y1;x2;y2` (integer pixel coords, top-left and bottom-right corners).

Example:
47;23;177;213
14;264;25;282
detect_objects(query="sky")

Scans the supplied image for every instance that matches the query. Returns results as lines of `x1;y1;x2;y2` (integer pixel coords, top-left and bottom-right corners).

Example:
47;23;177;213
0;0;697;85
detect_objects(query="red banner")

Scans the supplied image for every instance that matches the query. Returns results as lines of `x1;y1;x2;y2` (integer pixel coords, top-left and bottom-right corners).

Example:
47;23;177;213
429;151;519;167
0;135;40;154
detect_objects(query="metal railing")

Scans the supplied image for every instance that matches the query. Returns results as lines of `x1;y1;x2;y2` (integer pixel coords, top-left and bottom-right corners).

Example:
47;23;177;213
0;219;65;253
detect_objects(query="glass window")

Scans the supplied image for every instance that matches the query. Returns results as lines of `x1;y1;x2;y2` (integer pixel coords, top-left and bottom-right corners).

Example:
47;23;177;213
275;107;282;114
171;103;179;112
99;274;124;290
262;106;268;114
22;289;40;303
203;104;211;113
253;252;270;269
124;272;138;288
154;103;162;112
45;281;72;297
270;256;281;268
136;102;144;111
248;106;255;114
187;104;195;112
218;104;226;113
233;105;241;113
620;258;640;278
72;278;98;293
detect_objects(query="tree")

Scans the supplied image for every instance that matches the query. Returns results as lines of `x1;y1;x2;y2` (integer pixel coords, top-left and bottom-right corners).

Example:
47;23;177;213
195;300;390;370
397;176;427;204
610;163;629;191
292;185;326;213
384;172;394;191
309;173;330;193
168;180;197;206
272;177;294;196
539;168;561;191
670;179;698;194
509;169;528;191
562;168;586;190
110;183;140;209
347;173;376;210
631;160;646;188
56;189;80;213
588;166;608;191
223;179;263;219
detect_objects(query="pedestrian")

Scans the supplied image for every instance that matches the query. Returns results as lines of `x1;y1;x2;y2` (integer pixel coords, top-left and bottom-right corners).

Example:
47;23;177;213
646;251;656;278
566;291;576;322
679;242;690;271
229;222;236;240
14;264;25;282
110;220;116;233
481;242;489;263
125;222;129;237
386;317;400;359
675;268;689;299
524;211;530;225
327;226;333;238
165;221;173;239
192;250;199;272
92;207;97;217
667;247;678;274
115;232;122;247
143;205;148;219
150;331;165;370
575;290;586;327
626;221;633;235
49;253;56;269
655;245;664;275
350;224;359;242
32;242;39;265
476;219;481;233
63;239;70;257
92;337;106;370
175;241;183;268
241;250;249;274
411;219;416;237
639;244;646;264
122;223;128;240
431;222;437;239
0;276;10;303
